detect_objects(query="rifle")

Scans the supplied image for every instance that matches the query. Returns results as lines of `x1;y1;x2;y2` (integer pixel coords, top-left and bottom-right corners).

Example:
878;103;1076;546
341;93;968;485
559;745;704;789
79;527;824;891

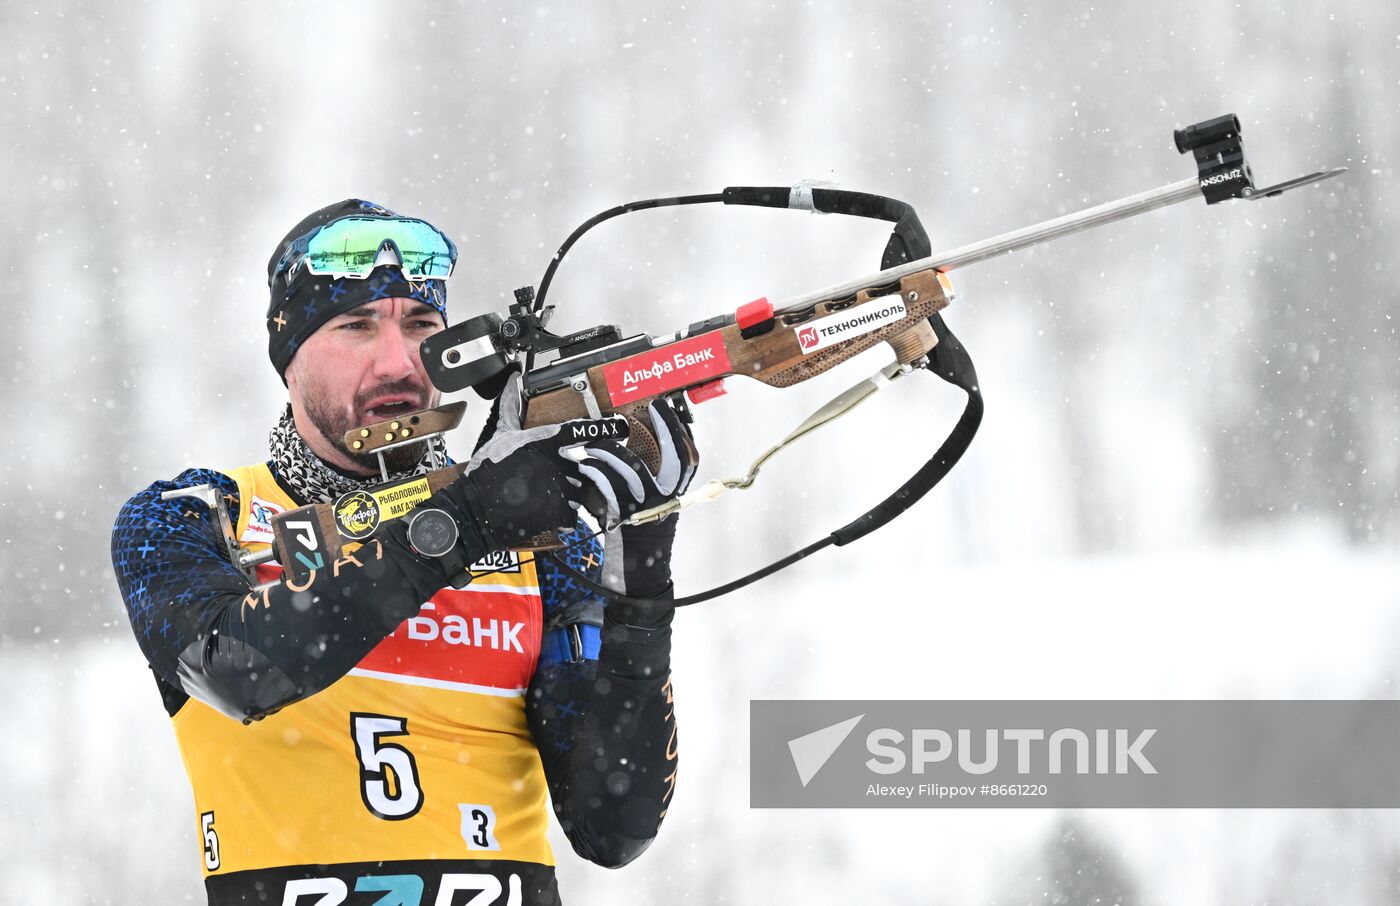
176;114;1344;597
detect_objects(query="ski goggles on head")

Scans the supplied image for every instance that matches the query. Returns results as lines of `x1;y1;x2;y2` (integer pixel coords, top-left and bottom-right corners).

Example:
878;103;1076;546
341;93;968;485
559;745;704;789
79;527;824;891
274;215;458;284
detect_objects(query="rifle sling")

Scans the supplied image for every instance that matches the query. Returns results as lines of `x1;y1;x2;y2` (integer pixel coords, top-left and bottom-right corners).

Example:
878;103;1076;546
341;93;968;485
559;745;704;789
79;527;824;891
542;312;982;607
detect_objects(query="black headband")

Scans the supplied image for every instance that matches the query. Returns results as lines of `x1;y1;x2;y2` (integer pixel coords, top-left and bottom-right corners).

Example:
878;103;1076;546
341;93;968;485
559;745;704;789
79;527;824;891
266;199;450;380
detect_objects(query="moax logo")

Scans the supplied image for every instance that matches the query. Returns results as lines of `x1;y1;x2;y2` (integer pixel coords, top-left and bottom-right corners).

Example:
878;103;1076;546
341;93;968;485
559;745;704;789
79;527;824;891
335;490;380;540
1200;167;1244;187
565;417;629;443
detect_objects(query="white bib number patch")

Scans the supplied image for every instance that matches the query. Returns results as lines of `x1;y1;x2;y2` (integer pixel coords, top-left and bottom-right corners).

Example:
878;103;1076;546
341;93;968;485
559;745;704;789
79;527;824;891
459;802;501;851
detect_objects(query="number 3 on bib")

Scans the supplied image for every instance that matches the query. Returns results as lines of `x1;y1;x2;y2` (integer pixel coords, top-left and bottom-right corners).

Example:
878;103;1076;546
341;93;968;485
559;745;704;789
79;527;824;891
458;803;500;851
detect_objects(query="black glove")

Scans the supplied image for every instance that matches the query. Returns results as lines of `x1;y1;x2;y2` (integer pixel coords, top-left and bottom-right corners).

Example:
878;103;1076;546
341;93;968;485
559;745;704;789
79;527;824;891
403;374;588;583
577;399;698;524
576;399;698;611
443;442;582;552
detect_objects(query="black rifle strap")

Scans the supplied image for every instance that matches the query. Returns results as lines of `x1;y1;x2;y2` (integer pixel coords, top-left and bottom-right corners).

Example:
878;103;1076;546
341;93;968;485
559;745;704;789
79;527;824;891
533;184;983;605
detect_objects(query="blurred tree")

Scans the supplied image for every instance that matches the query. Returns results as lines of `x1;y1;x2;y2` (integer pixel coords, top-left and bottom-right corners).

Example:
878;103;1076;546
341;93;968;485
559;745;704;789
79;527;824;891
1258;811;1397;906
1211;6;1397;544
1027;815;1140;906
0;3;146;643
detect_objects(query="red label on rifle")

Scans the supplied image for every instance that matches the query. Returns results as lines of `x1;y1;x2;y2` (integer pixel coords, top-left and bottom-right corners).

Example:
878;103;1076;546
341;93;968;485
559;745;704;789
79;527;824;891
602;332;732;404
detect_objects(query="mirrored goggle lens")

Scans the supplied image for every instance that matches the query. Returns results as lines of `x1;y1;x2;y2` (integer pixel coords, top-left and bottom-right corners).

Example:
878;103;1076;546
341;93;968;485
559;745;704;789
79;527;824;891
303;217;457;280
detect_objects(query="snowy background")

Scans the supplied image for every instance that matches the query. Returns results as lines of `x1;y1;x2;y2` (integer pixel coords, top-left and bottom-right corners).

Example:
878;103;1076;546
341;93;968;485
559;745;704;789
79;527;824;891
2;0;1397;903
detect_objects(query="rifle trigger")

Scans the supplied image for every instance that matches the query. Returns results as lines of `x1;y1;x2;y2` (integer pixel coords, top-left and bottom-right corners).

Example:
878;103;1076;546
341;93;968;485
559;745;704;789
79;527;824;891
686;379;727;405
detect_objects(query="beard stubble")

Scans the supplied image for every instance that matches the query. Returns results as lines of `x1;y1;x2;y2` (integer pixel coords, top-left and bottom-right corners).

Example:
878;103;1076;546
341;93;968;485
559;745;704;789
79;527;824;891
301;378;434;474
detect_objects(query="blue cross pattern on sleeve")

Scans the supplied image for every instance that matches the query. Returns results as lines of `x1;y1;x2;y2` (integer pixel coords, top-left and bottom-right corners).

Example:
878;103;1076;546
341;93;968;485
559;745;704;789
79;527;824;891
111;468;245;660
536;522;605;667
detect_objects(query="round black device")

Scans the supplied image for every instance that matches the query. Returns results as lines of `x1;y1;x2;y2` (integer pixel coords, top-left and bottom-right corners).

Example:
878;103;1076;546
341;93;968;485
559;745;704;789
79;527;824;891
406;508;460;558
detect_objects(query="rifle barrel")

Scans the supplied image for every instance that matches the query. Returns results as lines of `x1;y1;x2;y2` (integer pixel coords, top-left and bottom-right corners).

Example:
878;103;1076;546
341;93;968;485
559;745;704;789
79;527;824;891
927;176;1205;274
780;167;1339;312
781;176;1201;312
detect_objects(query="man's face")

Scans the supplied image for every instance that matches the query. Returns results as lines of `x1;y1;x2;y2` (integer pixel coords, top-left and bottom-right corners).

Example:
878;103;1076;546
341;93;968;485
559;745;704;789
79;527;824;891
285;296;445;475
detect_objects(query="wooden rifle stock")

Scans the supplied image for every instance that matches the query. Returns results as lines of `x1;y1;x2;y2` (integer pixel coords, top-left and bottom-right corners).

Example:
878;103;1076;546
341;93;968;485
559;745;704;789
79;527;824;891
522;268;952;471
